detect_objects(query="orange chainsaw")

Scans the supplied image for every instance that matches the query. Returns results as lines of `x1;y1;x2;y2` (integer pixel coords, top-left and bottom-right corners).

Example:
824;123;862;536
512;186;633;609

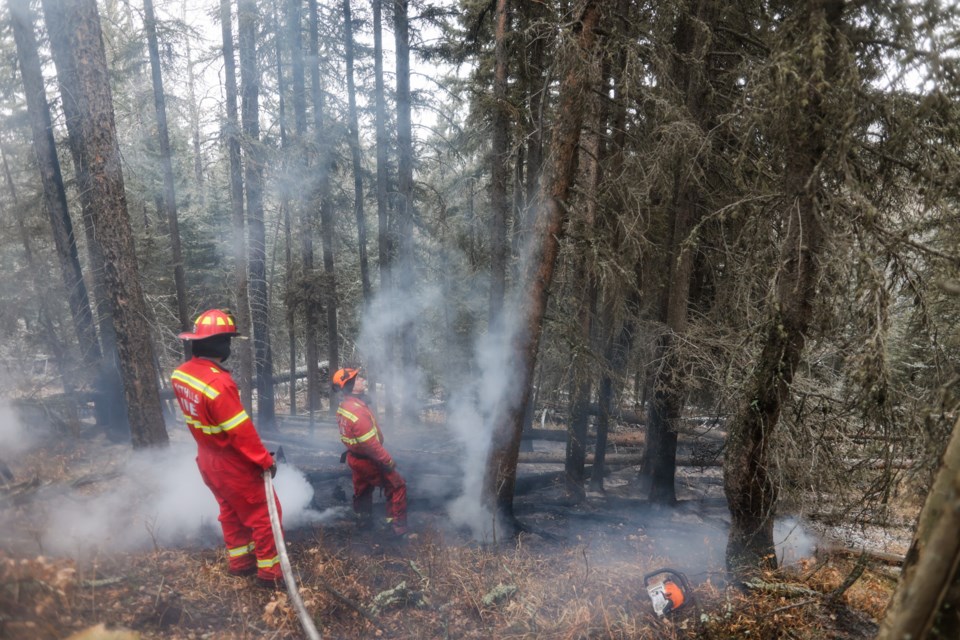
644;568;692;617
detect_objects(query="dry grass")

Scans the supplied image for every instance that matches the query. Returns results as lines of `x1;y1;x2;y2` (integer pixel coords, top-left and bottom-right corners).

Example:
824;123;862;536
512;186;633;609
0;423;896;639
1;525;892;639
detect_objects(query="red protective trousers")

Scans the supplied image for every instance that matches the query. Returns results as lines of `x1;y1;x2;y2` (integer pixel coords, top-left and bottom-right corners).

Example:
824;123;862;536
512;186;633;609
347;453;407;530
198;450;283;580
337;394;407;533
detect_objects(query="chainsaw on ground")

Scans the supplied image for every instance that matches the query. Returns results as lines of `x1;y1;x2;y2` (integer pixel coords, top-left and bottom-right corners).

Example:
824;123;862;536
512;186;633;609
644;568;692;617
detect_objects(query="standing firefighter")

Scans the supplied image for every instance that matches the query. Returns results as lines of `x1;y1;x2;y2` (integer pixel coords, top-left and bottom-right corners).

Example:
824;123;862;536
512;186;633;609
171;309;284;588
332;368;408;536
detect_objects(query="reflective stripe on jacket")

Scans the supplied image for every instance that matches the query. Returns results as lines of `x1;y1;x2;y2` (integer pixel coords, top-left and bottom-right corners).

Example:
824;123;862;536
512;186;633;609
171;357;273;470
336;395;393;468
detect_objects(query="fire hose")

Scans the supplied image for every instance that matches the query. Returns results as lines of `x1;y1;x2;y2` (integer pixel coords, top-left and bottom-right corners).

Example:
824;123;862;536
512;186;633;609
264;470;322;640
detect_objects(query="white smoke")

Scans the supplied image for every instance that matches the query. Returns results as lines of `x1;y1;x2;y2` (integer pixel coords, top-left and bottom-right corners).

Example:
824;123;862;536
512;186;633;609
0;400;37;457
444;321;521;540
34;443;325;558
353;250;527;541
775;516;820;566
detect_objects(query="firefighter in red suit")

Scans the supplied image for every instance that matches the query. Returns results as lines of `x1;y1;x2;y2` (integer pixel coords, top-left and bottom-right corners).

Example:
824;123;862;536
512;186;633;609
332;368;408;535
171;309;283;587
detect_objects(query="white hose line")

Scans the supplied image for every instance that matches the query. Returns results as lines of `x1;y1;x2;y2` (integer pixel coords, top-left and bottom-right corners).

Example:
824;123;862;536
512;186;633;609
264;471;322;640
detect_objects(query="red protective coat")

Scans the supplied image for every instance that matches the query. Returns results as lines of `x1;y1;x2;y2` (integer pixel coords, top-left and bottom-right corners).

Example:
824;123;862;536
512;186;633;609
336;394;407;533
171;356;282;580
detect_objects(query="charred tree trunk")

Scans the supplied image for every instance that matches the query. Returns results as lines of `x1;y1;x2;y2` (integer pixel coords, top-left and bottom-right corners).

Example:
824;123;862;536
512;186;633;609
344;0;371;303
488;0;510;324
40;0;168;448
9;0;102;374
220;0;254;409
238;0;276;429
565;63;606;499
723;0;842;577
143;0;189;343
484;0;604;532
590;0;633;492
644;0;720;506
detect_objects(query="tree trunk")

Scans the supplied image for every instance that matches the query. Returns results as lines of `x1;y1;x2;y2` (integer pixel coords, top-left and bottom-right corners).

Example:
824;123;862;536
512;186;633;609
393;0;417;422
519;0;546;227
344;0;372;303
183;0;204;207
484;0;604;532
220;0;254;409
288;0;316;419
564;61;605;499
238;0;276;429
644;0;721;506
488;0;510;324
42;0;124;435
275;0;296;417
0;143;71;388
723;0;842;577
40;0;168;448
9;0;102;375
878;413;960;639
143;0;190;344
308;0;339;413
372;0;393;417
590;0;632;492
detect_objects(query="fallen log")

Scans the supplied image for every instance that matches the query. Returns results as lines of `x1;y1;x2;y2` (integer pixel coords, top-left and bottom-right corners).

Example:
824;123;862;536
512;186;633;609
823;544;905;566
517;452;722;467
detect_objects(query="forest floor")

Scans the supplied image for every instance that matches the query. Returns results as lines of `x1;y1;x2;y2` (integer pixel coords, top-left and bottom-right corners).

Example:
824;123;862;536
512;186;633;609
0;404;908;639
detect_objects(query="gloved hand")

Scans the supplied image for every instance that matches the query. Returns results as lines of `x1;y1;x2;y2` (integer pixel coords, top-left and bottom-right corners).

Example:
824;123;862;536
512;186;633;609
268;463;277;478
383;459;396;472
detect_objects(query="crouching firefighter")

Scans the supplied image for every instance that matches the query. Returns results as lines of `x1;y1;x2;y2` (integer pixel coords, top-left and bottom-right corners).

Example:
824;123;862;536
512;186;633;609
332;368;408;536
171;309;284;588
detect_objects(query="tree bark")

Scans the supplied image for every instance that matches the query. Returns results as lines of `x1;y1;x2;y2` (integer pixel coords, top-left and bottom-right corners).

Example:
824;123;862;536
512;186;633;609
344;0;372;303
645;0;720;506
565;58;606;499
220;0;254;409
878;413;960;639
372;0;393;418
484;0;604;532
40;0;168;448
9;0;102;375
183;0;204;208
393;0;417;422
373;0;392;286
275;0;296;416
308;0;339;413
289;0;319;419
143;0;190;345
238;0;276;428
488;0;510;325
590;0;633;492
723;0;842;577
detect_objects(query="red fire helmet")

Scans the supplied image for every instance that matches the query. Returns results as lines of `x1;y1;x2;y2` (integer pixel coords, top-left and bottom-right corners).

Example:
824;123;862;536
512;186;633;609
178;309;239;340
